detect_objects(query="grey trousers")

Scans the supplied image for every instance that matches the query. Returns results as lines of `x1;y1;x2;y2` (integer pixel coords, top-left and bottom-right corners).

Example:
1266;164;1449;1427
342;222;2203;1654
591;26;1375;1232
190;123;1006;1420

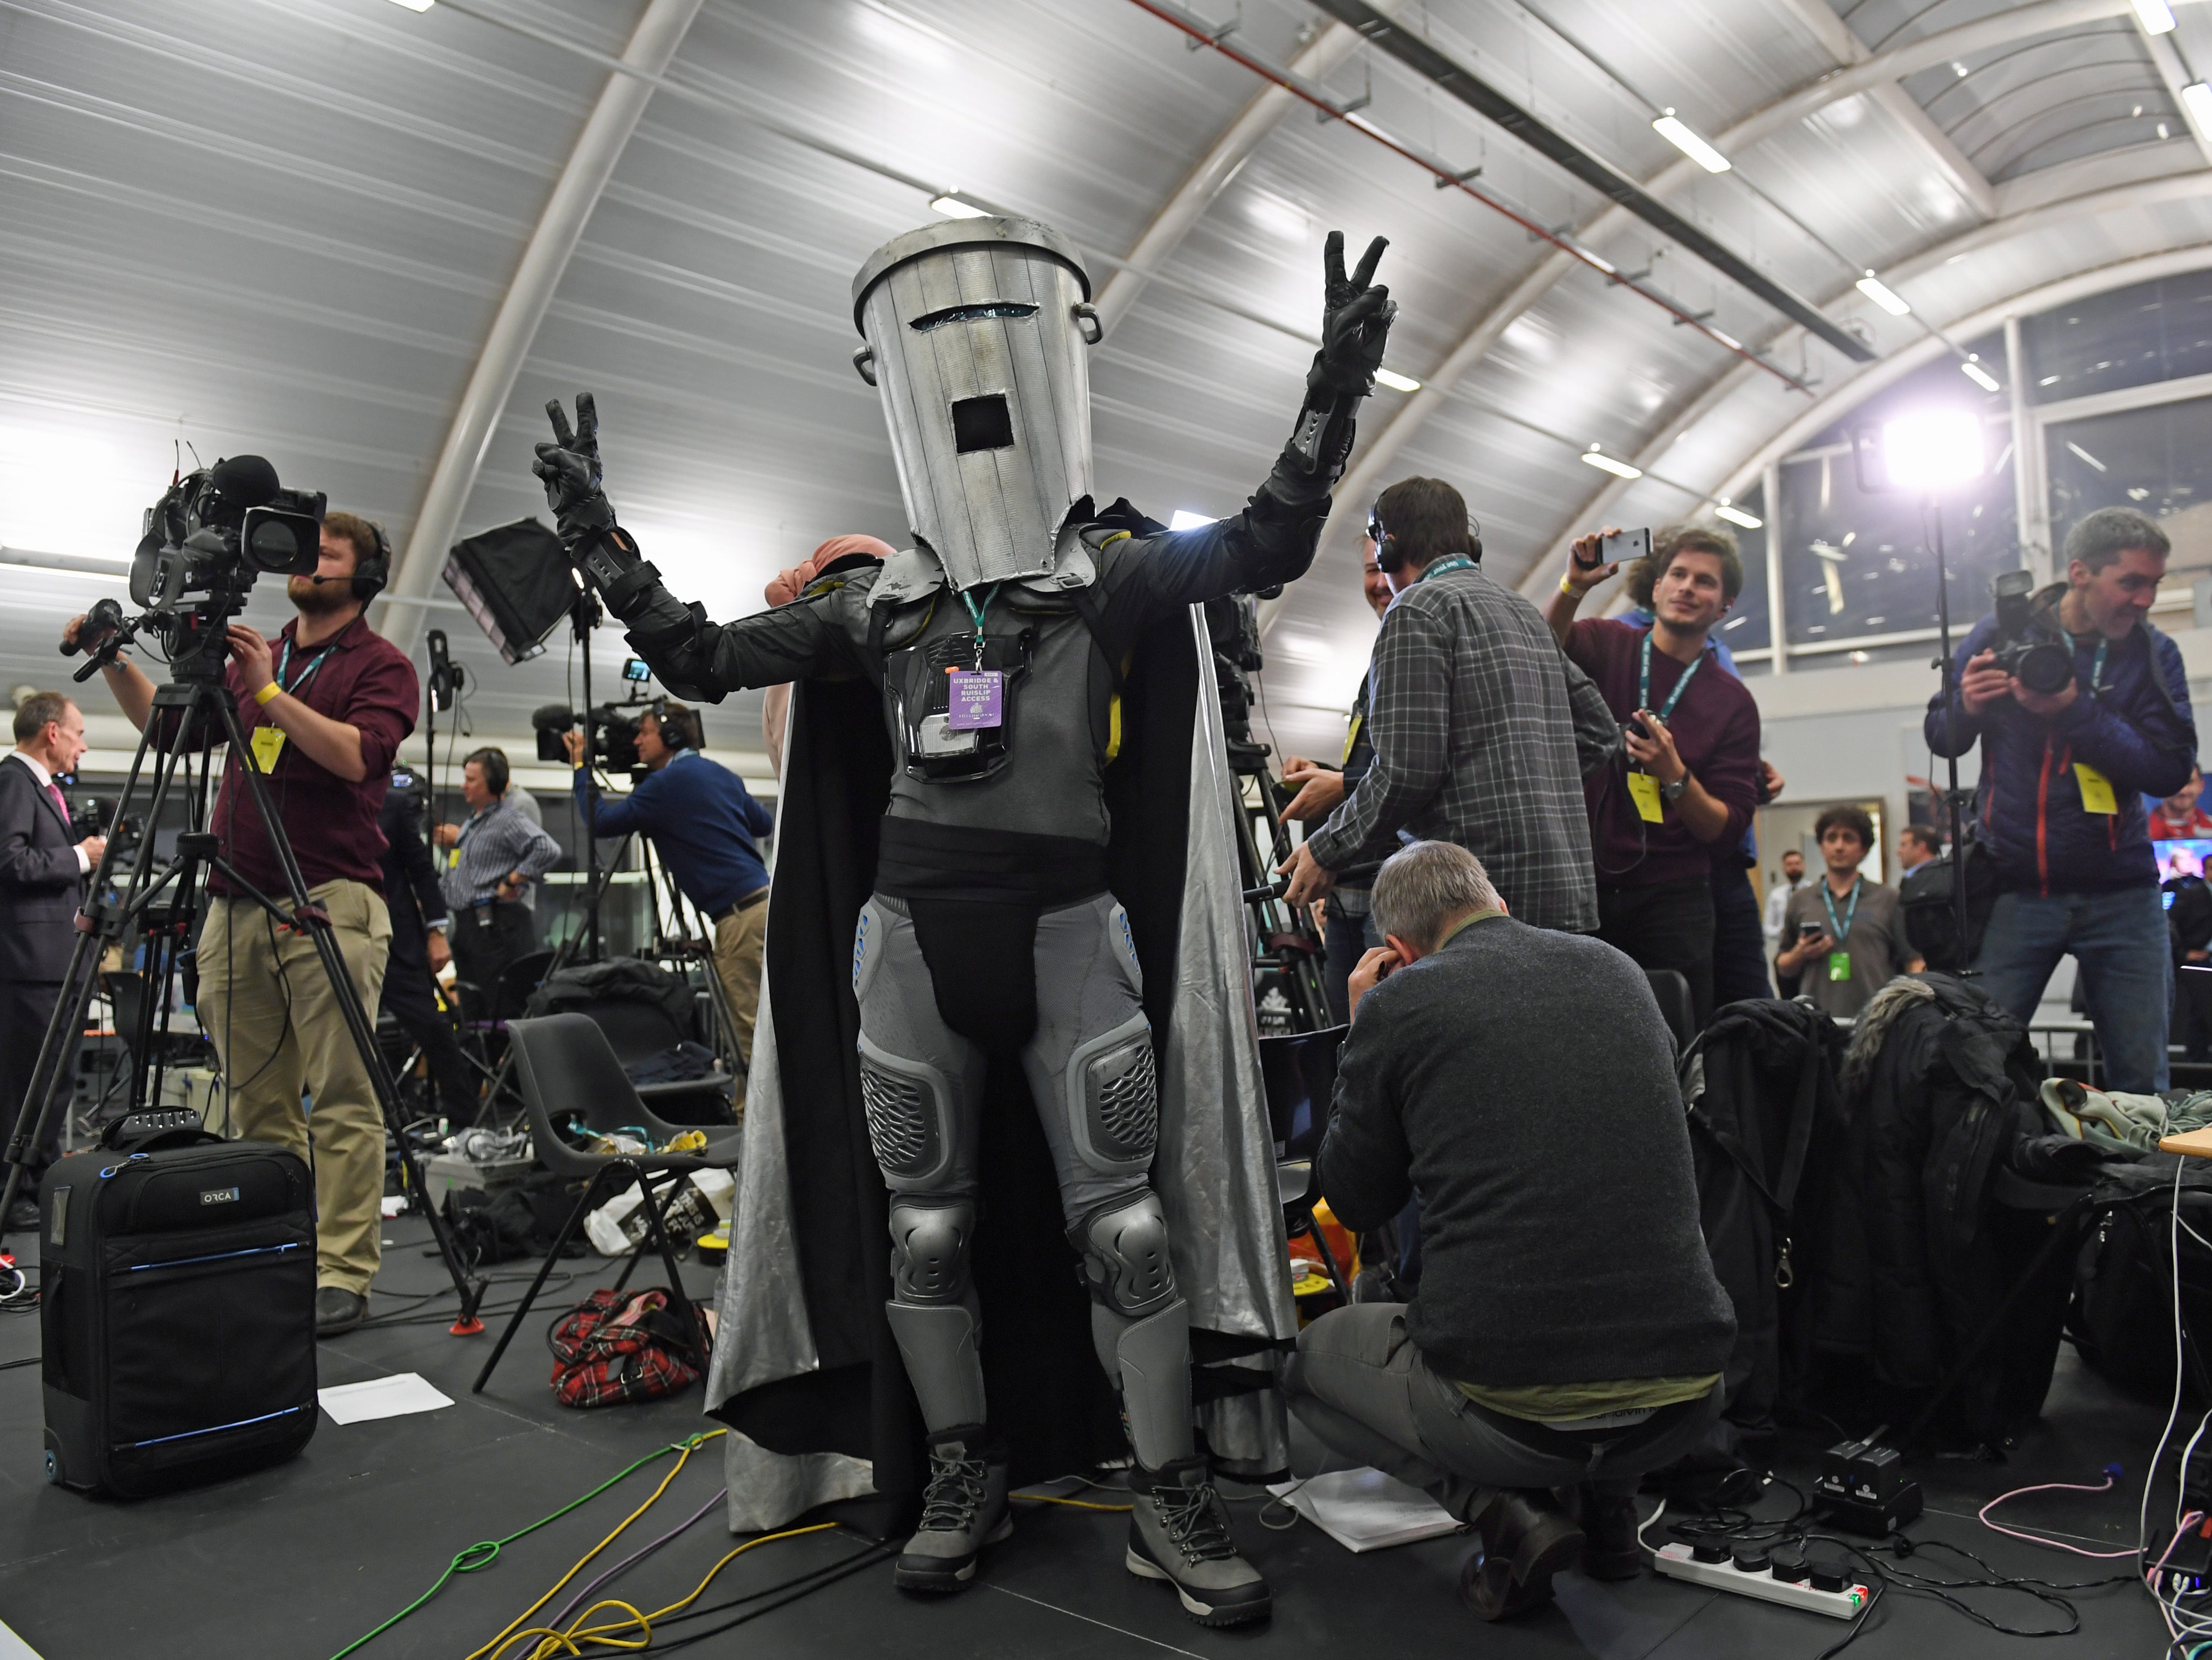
1285;1304;1722;1522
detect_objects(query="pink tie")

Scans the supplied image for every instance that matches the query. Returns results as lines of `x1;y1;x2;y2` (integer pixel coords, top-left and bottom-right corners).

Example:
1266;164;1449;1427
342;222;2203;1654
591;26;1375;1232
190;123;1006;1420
47;783;68;828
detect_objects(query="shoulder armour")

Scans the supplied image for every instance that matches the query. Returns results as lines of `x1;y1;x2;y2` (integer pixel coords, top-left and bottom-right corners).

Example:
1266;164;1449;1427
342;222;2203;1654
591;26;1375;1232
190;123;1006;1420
867;545;945;607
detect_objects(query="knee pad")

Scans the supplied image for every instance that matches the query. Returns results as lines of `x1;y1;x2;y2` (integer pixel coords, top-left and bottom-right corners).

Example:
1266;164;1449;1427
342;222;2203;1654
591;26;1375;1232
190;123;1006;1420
887;1197;975;1305
1064;1014;1158;1176
1068;1189;1177;1318
857;1032;955;1190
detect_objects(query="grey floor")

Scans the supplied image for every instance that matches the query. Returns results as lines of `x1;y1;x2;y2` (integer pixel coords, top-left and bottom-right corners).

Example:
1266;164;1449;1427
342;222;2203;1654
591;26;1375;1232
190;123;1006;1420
0;1215;2182;1659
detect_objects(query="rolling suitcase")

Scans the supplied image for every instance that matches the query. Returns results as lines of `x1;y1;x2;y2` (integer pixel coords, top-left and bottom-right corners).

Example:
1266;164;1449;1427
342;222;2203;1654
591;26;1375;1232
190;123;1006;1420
39;1114;318;1497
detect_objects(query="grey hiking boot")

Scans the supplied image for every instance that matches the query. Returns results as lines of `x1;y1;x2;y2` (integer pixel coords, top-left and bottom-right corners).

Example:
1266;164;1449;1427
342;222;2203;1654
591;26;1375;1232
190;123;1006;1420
893;1427;1011;1593
1125;1457;1271;1626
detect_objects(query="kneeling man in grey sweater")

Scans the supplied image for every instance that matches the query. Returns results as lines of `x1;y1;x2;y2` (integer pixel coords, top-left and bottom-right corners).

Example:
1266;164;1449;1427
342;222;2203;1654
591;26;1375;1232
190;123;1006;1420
1286;839;1734;1623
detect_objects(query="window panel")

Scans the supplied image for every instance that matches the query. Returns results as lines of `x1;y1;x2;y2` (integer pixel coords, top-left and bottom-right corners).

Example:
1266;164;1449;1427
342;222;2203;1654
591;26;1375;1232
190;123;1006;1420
1714;482;1769;656
2023;269;2212;405
2046;393;2212;584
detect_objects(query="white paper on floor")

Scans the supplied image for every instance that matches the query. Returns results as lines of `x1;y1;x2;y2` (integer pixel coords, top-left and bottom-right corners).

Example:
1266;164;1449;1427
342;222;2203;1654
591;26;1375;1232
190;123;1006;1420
1266;1466;1463;1553
318;1372;456;1425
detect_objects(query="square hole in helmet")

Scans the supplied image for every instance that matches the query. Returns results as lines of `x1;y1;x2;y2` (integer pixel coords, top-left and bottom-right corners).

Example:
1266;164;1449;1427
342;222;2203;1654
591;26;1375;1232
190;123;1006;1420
951;394;1015;453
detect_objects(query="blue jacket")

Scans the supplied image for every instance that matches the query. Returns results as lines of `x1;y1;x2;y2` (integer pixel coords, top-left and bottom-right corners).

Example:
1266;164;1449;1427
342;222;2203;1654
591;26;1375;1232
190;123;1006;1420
1926;594;2195;895
573;748;775;913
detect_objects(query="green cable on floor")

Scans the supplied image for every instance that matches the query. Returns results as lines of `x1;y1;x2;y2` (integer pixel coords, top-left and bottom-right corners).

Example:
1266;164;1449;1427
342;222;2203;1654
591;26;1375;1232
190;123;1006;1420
326;1431;717;1660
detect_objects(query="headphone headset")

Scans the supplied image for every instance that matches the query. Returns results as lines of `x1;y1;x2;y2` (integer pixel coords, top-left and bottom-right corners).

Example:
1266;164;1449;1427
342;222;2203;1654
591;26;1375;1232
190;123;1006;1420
1367;510;1482;576
351;520;391;603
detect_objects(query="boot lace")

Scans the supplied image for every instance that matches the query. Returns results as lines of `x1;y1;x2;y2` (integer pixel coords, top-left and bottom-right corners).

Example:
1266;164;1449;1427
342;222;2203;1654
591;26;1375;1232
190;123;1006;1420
1154;1478;1238;1564
918;1448;990;1533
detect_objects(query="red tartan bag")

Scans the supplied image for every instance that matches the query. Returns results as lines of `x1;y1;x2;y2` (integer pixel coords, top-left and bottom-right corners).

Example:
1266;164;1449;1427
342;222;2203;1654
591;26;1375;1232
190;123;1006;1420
547;1288;705;1408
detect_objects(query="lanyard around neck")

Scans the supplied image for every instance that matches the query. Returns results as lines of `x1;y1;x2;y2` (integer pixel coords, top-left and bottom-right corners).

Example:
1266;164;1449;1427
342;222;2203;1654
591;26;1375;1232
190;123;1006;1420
1418;555;1477;584
960;584;1002;665
1638;630;1703;722
1820;876;1862;942
276;636;334;698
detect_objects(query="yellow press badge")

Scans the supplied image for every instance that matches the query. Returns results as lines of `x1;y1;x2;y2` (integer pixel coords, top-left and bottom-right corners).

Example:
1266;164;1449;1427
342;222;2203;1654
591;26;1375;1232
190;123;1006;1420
1627;772;1665;823
2074;762;2117;816
249;725;287;773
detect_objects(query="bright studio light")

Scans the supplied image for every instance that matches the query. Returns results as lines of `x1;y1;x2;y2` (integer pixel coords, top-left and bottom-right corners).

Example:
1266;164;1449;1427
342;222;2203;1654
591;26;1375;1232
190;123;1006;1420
930;194;990;219
1652;111;1731;173
1580;447;1642;481
1882;410;1984;491
1168;510;1214;531
1374;368;1422;392
2135;0;2178;34
1856;271;1912;317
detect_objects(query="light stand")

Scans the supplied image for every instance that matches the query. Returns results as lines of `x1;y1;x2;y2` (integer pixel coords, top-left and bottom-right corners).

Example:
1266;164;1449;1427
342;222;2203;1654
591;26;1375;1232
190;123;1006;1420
570;587;604;961
1925;494;1977;975
422;627;463;849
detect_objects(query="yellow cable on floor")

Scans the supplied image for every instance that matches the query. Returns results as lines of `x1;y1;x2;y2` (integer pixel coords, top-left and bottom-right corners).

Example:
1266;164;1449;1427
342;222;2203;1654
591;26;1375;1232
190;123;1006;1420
462;1428;727;1660
1014;1494;1133;1512
496;1523;842;1660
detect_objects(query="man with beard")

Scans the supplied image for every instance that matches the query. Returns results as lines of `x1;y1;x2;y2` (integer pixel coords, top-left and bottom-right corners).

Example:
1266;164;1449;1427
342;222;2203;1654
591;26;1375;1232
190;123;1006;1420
67;510;417;1335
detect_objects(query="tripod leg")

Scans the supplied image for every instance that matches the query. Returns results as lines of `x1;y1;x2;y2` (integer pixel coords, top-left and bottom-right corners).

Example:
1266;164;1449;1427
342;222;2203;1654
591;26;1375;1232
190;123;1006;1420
474;1163;614;1393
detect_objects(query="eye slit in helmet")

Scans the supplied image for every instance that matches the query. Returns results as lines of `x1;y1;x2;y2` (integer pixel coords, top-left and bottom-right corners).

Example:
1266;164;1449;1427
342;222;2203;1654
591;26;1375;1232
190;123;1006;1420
910;302;1039;331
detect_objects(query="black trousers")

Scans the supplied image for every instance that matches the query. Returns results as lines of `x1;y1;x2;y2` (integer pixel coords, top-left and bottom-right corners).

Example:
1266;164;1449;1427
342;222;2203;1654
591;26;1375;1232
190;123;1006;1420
1322;901;1378;1028
1597;877;1718;1033
449;901;538;1020
379;942;477;1115
0;979;70;1180
1709;859;1773;1010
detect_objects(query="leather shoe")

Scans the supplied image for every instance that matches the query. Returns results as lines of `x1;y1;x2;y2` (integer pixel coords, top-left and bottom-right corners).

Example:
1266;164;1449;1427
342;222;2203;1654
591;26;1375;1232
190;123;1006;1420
314;1286;368;1336
1461;1490;1584;1621
1558;1483;1644;1581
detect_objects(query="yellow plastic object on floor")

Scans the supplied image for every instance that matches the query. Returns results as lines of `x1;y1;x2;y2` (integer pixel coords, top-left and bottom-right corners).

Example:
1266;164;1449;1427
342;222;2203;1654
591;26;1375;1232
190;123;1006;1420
696;1221;730;1266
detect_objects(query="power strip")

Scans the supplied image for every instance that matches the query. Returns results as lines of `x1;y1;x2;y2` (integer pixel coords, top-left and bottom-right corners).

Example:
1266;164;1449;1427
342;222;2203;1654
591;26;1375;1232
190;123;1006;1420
1651;1543;1869;1618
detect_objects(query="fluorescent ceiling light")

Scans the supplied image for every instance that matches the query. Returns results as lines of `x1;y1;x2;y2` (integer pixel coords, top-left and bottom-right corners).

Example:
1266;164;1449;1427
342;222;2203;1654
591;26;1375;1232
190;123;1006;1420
387;0;435;10
1652;111;1730;173
2066;440;2109;473
1580;447;1642;481
1713;503;1763;529
1882;410;1984;490
1374;368;1421;393
2184;82;2212;141
930;195;990;219
1855;271;1911;317
2134;0;2178;34
1167;510;1213;531
1960;357;2001;392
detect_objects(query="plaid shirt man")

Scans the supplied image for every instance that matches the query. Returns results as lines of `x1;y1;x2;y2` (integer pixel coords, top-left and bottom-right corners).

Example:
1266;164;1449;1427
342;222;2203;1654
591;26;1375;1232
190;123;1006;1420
1304;561;1618;933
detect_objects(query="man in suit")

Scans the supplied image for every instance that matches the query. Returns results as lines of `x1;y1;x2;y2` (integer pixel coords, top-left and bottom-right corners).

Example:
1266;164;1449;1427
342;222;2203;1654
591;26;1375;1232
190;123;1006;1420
0;693;107;1228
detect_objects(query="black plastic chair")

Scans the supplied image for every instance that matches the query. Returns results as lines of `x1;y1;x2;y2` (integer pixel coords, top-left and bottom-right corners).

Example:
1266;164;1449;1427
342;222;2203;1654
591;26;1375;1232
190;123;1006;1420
470;1012;742;1395
568;995;736;1125
1258;1024;1351;1303
1644;968;1697;1053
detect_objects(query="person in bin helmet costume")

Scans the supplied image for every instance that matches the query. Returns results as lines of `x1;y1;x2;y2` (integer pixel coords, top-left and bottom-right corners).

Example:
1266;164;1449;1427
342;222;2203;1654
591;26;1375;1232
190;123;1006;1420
530;216;1394;1624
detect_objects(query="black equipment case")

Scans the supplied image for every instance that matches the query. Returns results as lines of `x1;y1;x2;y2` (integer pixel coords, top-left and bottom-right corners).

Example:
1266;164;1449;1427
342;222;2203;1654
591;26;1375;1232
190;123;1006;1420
39;1118;318;1496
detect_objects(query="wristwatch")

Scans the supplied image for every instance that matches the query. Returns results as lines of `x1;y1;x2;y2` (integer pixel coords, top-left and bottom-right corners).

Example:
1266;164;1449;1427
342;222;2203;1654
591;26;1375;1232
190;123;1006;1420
1660;774;1690;804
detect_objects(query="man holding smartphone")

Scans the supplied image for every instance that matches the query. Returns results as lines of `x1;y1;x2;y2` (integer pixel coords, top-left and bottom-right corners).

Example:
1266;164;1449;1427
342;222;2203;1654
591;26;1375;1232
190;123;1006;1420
1546;524;1761;1028
1775;805;1921;1017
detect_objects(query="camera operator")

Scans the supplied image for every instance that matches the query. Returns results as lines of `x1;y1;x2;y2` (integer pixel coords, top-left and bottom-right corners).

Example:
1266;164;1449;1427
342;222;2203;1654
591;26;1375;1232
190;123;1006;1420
1927;507;2195;1092
1285;841;1732;1624
561;702;775;1102
1279;532;1394;1021
1276;477;1617;933
435;748;559;1011
65;511;417;1335
0;693;106;1226
1547;524;1761;1028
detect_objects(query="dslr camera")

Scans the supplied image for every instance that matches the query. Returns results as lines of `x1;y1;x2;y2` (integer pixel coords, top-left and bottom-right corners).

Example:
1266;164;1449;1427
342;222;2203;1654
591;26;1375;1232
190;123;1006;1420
1986;569;2073;695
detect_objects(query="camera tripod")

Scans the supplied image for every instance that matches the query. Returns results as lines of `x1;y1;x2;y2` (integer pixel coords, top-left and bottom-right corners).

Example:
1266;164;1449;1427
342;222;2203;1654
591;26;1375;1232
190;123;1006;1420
0;636;488;1330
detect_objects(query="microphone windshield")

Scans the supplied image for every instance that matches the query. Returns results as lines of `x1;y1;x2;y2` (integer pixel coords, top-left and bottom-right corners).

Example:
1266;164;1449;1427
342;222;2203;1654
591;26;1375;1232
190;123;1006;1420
209;454;280;509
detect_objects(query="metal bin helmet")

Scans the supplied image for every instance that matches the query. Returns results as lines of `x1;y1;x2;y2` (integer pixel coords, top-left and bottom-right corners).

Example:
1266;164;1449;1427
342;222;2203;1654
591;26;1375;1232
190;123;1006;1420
851;215;1100;594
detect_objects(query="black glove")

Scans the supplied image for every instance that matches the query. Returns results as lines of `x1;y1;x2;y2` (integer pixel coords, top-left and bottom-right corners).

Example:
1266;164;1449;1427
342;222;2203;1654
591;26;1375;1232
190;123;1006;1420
1304;231;1396;406
532;394;621;560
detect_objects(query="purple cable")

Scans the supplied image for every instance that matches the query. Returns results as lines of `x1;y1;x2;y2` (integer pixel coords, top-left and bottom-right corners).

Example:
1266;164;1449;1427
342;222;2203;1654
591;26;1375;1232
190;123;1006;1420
545;1487;729;1632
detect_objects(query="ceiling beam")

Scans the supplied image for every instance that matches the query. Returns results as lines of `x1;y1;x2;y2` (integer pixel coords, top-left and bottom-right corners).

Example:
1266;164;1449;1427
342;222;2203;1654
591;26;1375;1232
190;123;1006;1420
1281;0;2142;620
2135;15;2212;170
1093;21;1368;337
373;0;704;657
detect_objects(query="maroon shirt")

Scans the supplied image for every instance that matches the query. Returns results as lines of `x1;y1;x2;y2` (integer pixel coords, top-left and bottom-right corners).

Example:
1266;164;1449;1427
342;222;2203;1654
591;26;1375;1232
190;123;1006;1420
207;614;418;899
1564;618;1760;890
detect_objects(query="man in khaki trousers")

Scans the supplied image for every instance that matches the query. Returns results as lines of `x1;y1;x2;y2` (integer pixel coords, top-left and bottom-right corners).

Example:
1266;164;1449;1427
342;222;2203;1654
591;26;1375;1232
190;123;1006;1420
67;511;419;1334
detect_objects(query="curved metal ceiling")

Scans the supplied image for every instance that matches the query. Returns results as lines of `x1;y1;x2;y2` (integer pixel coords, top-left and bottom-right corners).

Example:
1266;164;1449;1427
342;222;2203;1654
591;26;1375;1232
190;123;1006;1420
1;0;2209;773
